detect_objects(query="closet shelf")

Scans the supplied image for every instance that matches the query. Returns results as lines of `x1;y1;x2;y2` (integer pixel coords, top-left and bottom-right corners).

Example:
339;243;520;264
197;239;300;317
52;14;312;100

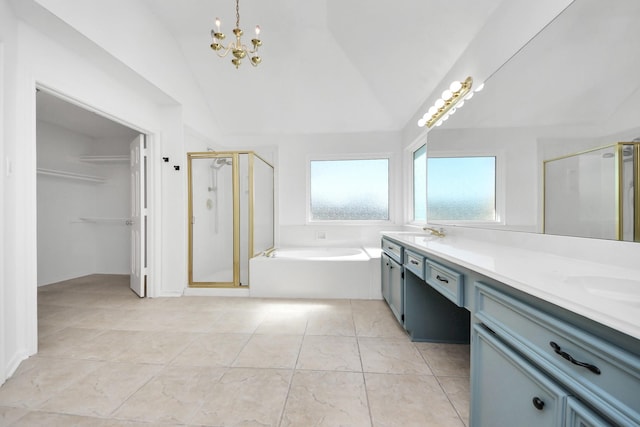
37;168;106;183
77;217;131;224
78;155;129;164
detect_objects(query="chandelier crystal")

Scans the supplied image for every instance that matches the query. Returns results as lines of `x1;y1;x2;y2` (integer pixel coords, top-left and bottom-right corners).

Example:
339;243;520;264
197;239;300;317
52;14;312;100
210;0;262;68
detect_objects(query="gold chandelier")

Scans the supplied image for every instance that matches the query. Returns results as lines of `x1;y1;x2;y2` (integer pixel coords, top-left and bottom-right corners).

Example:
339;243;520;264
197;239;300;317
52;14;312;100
210;0;262;68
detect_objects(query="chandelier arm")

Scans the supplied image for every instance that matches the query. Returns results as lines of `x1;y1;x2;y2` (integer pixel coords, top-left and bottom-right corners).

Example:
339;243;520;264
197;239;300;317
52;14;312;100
216;44;236;58
236;43;251;55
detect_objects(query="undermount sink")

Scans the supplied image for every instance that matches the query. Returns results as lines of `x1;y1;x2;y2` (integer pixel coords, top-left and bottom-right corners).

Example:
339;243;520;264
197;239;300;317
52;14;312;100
563;276;640;305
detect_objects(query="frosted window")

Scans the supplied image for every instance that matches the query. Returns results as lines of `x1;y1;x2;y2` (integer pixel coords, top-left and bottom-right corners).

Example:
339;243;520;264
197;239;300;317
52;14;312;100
427;156;496;221
310;159;389;221
413;145;427;221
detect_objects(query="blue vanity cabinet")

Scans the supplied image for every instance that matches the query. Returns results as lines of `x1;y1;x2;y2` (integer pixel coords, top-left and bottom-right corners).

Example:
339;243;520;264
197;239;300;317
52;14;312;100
381;238;402;264
404;249;425;278
381;239;403;324
472;282;640;426
565;397;610;427
473;325;567;426
380;237;471;343
380;253;391;305
425;259;465;307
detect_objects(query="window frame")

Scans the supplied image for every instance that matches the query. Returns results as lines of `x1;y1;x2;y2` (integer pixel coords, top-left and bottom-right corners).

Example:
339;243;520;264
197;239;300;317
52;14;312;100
425;150;505;226
412;144;427;223
306;153;393;224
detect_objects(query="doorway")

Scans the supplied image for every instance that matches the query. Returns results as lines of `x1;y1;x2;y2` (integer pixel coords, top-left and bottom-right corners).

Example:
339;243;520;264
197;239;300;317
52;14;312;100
35;90;148;297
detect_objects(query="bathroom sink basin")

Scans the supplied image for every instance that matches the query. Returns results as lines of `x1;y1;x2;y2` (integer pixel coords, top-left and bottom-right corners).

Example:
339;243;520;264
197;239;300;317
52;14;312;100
563;276;640;306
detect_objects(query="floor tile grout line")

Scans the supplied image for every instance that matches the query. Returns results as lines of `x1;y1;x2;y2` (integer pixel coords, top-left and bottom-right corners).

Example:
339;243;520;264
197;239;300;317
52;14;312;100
275;332;306;426
432;372;469;427
417;343;469;426
352;303;376;427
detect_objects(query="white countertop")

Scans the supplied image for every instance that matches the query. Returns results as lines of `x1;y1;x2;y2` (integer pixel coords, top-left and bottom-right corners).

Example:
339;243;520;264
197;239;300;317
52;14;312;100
382;232;640;341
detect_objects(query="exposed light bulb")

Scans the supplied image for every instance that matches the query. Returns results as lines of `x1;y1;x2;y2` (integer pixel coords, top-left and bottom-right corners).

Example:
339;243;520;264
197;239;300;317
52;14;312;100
475;82;485;92
449;107;456;115
417;118;426;127
428;106;438;116
441;90;453;101
255;25;261;36
456;100;465;109
215;17;221;31
435;120;443;127
465;91;474;101
442;113;449;121
434;98;445;109
449;81;462;92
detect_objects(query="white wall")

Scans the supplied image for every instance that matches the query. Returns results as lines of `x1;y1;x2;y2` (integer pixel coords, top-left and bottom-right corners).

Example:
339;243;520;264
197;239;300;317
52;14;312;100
31;0;221;141
36;121;133;285
228;131;405;248
37;121;98;283
1;0;28;386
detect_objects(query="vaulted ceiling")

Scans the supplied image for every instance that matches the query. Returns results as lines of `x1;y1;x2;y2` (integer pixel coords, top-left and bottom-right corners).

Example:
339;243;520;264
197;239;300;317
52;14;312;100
141;0;504;135
31;0;639;141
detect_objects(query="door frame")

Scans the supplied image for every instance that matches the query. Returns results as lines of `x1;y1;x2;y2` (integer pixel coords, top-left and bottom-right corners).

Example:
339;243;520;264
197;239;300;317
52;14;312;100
32;84;160;317
34;84;158;293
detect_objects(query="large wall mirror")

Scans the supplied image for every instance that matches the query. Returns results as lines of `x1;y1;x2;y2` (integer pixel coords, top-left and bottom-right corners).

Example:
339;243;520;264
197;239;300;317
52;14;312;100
426;0;640;242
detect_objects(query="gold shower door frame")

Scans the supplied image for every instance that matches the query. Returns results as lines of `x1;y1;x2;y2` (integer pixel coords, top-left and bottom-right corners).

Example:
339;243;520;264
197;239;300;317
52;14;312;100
187;151;275;287
542;142;640;242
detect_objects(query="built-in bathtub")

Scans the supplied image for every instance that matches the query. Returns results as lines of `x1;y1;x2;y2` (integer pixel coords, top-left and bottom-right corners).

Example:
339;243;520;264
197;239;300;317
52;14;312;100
249;247;382;299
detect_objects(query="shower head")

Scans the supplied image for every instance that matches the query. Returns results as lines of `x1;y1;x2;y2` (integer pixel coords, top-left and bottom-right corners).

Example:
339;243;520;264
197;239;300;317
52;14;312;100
210;157;232;170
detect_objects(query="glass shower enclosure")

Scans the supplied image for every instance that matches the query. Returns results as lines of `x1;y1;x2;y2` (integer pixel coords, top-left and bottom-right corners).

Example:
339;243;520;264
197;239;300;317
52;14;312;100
187;151;274;287
544;142;639;241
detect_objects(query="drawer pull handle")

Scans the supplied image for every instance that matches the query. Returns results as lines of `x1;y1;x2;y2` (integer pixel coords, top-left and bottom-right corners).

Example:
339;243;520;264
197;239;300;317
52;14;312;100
532;397;545;410
549;342;601;375
436;275;449;283
387;246;394;250
410;260;419;265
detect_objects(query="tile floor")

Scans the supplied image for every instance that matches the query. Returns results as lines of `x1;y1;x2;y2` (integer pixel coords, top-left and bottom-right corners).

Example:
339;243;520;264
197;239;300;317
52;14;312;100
0;274;470;426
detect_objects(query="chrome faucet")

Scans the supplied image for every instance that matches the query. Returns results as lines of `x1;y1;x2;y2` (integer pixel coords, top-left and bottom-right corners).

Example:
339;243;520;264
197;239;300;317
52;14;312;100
423;226;445;238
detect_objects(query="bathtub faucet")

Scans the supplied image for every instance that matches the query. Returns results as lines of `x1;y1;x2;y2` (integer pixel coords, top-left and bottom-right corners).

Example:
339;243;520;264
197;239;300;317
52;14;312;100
423;226;445;238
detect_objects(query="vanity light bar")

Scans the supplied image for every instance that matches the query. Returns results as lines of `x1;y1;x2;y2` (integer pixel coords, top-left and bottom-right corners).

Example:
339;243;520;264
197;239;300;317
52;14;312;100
417;77;481;128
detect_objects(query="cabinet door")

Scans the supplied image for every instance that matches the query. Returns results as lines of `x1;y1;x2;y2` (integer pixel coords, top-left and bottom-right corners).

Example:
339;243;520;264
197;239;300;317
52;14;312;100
471;325;566;427
388;257;403;324
381;253;391;304
565;397;611;427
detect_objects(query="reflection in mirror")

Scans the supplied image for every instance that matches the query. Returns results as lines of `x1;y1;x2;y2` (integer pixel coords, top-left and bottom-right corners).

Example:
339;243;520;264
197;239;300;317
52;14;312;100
425;0;640;241
544;143;639;241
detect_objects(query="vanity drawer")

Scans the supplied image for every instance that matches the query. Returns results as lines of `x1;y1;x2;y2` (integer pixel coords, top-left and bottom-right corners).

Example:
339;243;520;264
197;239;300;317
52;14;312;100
425;260;464;307
404;250;425;279
381;238;402;264
475;282;640;426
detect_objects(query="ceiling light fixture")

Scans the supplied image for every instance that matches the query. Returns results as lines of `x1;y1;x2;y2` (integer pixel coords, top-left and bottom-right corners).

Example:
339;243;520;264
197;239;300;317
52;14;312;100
210;0;262;68
417;77;479;128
